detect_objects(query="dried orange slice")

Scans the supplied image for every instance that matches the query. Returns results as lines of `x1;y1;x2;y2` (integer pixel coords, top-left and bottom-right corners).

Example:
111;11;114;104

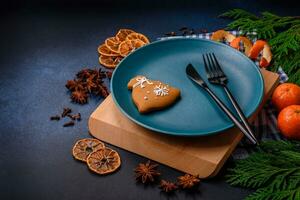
72;138;105;162
118;39;146;57
87;147;121;175
105;36;119;45
97;44;119;56
126;33;150;44
105;37;120;53
99;55;123;68
116;29;135;42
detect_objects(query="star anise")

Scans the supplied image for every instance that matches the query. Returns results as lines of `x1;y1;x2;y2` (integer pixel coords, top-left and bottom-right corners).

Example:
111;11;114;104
76;68;93;79
66;67;110;104
85;74;98;93
71;90;88;104
177;174;200;189
94;84;109;98
134;160;161;184
159;180;178;193
65;79;85;91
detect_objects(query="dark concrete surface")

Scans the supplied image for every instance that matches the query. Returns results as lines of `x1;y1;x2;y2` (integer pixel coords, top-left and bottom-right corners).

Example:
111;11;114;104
0;1;299;199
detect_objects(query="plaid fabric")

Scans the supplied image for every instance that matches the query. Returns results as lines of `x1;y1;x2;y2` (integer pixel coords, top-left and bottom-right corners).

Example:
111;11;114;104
158;31;286;159
278;67;289;82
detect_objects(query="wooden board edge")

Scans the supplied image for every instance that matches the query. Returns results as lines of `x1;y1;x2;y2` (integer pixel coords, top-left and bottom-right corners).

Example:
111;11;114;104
88;116;219;178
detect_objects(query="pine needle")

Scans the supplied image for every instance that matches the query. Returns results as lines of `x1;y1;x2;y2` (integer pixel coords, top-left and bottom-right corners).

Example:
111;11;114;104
269;25;300;59
219;9;259;20
246;186;300;200
226;140;300;200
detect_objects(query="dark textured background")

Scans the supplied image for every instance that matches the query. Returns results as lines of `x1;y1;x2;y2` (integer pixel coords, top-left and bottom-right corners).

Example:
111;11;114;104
0;1;299;199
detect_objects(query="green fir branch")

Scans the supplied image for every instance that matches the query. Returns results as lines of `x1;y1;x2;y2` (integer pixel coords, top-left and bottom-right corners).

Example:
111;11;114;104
273;52;300;85
258;140;300;152
246;185;300;200
219;9;259;20
269;25;300;59
220;9;300;85
226;140;300;200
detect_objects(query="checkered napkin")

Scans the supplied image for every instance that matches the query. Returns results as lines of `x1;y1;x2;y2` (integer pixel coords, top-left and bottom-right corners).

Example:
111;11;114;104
158;31;287;159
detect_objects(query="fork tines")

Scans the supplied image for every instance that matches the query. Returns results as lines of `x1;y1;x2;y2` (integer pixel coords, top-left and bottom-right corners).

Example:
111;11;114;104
202;52;258;145
203;53;227;83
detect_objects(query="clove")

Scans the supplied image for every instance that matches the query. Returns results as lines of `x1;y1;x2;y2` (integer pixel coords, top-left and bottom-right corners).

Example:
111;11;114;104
182;30;189;36
73;113;81;121
67;113;81;121
50;115;60;121
189;29;196;35
165;32;176;36
179;27;188;31
63;121;75;127
62;107;72;117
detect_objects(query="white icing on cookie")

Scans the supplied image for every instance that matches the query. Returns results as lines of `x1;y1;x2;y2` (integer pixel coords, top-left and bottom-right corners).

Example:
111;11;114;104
144;96;148;100
133;76;153;88
153;84;169;96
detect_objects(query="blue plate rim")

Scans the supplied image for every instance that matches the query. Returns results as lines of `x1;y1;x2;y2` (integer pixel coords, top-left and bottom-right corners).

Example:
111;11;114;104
111;37;264;136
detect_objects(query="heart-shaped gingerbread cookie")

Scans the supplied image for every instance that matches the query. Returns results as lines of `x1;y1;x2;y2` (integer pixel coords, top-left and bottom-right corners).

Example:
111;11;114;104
128;76;180;113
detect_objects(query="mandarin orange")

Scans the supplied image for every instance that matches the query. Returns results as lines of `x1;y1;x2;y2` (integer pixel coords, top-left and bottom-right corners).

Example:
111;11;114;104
278;105;300;140
211;30;236;42
230;36;253;55
248;40;272;67
272;83;300;111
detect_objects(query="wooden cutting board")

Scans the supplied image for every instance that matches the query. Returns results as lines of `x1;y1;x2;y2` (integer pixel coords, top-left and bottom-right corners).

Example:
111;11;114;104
88;69;279;178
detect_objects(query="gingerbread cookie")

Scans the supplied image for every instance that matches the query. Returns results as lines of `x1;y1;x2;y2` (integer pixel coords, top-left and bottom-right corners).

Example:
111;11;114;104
128;76;180;113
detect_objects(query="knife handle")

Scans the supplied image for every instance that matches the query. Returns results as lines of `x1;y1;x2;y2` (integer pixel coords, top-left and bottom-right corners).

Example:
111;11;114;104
204;87;258;145
223;85;258;144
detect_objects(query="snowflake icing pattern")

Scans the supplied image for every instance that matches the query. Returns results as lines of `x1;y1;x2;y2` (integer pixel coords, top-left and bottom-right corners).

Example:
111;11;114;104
153;84;169;96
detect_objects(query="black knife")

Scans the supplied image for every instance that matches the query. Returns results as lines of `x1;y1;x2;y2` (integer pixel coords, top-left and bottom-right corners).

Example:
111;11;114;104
186;63;258;145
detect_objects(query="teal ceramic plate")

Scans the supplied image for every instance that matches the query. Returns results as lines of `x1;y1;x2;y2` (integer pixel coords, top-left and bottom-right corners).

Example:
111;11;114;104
111;38;264;136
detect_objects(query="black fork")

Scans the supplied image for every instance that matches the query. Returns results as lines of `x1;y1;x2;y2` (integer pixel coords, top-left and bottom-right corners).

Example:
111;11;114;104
203;53;258;145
